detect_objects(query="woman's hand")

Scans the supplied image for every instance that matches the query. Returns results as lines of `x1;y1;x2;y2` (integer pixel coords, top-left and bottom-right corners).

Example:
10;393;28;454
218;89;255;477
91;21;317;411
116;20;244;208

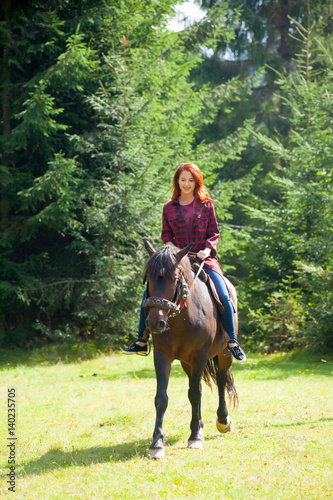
196;248;211;261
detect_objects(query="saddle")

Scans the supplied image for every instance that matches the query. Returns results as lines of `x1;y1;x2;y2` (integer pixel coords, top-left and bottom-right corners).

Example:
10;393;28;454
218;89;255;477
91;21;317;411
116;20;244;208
191;262;237;315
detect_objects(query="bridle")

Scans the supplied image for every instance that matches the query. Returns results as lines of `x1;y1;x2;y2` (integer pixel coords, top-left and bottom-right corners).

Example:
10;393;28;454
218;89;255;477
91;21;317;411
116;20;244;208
143;267;190;318
142;252;206;318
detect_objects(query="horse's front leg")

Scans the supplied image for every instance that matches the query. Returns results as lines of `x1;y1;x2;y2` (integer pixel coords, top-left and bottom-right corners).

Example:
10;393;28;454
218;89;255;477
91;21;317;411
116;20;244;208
184;355;207;449
148;348;171;459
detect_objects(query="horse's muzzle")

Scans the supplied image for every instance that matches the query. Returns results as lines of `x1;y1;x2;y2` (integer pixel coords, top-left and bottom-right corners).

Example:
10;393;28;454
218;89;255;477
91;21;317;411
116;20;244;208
145;316;167;334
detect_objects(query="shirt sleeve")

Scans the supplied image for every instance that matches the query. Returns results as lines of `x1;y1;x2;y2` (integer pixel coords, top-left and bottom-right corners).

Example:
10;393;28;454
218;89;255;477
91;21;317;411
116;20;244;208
205;202;220;257
161;204;175;245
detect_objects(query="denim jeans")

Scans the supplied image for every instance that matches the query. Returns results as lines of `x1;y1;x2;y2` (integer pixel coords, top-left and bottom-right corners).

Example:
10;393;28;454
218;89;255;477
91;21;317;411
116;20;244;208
137;290;147;339
204;266;236;341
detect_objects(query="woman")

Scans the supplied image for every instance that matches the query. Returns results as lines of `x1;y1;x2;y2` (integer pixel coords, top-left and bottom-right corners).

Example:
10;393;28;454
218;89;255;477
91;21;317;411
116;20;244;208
123;162;246;361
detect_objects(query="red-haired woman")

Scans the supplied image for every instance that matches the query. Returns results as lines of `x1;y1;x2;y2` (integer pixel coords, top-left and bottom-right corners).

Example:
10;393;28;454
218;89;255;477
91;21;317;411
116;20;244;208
123;163;246;361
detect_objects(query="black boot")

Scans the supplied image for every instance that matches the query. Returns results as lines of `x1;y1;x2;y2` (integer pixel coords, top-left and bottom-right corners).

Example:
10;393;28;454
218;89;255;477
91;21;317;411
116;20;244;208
227;342;246;361
122;339;148;355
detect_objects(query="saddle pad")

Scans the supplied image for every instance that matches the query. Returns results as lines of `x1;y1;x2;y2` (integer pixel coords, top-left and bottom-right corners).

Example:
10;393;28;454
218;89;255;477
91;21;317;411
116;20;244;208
191;262;236;314
207;276;225;315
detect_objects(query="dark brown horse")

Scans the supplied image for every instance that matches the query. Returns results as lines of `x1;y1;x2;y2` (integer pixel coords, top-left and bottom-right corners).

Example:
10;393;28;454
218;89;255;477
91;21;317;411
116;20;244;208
142;238;238;459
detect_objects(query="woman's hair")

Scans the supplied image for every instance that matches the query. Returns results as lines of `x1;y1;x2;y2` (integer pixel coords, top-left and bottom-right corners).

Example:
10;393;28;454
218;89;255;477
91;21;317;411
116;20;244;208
171;163;216;203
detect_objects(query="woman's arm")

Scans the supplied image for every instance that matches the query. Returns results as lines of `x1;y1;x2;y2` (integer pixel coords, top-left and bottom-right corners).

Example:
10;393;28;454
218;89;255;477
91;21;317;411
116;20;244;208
205;202;220;257
161;205;175;245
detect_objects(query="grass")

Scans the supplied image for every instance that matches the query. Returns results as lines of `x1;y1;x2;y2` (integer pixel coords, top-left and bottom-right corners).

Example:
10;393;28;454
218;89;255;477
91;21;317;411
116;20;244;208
0;344;332;499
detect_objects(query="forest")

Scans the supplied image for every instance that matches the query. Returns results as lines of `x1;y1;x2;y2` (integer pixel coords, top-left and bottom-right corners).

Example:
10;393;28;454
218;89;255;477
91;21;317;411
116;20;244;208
1;0;332;352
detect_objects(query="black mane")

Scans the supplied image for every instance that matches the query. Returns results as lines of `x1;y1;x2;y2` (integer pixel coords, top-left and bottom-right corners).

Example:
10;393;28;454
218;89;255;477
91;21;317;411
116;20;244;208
143;245;193;284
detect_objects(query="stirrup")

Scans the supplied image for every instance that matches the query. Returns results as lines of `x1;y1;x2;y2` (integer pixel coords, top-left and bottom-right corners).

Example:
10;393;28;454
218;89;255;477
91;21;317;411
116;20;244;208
137;339;151;357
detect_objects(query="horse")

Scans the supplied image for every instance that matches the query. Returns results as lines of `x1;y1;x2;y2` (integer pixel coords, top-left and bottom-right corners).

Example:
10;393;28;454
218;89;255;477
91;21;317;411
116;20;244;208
142;238;238;459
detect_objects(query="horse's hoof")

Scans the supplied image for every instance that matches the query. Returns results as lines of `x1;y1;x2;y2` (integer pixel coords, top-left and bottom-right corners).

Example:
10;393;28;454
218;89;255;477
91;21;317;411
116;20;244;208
216;415;231;433
148;447;165;459
187;439;204;449
187;429;204;449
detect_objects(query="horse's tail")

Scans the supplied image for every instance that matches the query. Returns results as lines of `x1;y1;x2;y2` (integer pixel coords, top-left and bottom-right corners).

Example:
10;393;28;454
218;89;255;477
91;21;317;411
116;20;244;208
202;357;218;389
202;356;239;408
226;367;239;408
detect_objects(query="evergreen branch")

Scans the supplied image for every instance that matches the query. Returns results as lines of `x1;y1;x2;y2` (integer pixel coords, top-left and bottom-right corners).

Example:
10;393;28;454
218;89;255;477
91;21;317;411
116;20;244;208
20;279;98;292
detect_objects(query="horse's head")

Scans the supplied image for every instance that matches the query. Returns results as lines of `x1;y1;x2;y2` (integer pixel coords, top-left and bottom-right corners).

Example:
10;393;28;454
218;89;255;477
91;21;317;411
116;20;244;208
142;238;193;334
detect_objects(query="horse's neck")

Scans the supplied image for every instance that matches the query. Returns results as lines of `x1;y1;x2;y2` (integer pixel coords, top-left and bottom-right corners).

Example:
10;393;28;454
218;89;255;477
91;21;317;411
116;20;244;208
187;276;208;308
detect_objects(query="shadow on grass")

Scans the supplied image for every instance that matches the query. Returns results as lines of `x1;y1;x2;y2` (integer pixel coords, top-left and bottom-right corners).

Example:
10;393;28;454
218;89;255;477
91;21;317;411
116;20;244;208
1;344;332;381
100;367;158;380
268;416;333;428
98;365;187;381
231;352;333;379
14;437;181;477
0;343;117;368
84;356;333;382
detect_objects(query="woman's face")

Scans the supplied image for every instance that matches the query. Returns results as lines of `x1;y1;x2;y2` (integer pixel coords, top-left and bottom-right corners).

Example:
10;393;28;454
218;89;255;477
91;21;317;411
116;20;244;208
178;170;195;197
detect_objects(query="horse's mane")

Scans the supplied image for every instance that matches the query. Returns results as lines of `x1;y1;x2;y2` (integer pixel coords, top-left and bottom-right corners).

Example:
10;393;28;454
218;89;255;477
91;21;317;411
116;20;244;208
143;246;193;285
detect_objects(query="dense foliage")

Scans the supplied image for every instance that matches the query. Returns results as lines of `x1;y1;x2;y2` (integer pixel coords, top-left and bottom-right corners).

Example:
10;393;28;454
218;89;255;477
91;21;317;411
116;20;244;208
194;0;333;351
1;0;332;351
244;26;333;350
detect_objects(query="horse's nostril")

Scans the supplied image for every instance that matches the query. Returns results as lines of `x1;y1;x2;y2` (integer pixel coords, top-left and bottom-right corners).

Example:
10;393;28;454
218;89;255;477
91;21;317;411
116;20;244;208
158;320;166;331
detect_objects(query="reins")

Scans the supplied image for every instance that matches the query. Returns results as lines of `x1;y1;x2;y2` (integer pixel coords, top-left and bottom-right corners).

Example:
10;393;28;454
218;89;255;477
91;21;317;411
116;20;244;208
190;253;206;284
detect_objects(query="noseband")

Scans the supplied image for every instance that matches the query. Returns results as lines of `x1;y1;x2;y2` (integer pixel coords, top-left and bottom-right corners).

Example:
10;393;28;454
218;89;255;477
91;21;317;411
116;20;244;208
143;269;190;317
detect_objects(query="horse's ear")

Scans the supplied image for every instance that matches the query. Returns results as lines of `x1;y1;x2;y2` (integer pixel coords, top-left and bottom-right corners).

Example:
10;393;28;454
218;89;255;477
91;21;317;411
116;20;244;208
176;243;193;262
142;238;155;257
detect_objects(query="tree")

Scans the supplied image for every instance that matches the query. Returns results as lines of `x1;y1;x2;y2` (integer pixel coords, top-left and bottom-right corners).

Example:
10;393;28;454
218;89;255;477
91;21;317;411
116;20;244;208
191;0;333;209
242;19;333;349
1;0;253;345
0;0;184;344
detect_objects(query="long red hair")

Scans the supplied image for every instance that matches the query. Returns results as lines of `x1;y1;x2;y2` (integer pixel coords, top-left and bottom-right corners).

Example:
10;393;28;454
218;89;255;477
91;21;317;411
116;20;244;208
171;163;216;203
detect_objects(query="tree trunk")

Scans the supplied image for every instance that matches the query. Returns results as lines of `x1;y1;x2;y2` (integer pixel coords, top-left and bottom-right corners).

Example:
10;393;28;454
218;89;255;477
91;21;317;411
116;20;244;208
274;0;291;61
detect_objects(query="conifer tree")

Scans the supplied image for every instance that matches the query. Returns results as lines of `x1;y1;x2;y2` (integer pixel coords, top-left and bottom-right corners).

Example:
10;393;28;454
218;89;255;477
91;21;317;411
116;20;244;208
0;0;252;345
243;19;333;349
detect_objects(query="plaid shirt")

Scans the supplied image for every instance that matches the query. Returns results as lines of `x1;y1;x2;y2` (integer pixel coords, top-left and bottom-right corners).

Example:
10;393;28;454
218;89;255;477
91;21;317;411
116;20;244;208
161;198;223;276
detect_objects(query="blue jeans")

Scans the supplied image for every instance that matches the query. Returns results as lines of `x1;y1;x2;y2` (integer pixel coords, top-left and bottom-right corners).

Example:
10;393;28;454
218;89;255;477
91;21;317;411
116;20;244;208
137;269;236;341
137;290;148;339
204;266;236;342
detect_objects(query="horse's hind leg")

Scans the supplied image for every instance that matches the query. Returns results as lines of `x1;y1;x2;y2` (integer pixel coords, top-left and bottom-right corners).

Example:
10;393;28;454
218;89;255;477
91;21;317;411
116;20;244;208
148;348;171;459
216;352;233;433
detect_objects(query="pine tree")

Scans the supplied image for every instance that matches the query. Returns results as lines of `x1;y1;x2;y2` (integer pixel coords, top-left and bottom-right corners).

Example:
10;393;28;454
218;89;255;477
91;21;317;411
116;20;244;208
0;0;253;345
243;18;333;349
0;0;180;344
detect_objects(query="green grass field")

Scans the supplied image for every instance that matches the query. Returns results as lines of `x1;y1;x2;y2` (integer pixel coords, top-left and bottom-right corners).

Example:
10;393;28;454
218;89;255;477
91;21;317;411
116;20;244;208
0;344;332;499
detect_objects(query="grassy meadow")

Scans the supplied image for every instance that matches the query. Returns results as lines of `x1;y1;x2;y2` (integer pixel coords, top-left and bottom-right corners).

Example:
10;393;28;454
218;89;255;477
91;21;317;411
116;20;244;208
0;344;332;499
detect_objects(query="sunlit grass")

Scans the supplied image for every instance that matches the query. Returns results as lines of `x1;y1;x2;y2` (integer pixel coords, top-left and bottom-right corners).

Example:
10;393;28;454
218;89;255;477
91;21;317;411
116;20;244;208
0;345;332;499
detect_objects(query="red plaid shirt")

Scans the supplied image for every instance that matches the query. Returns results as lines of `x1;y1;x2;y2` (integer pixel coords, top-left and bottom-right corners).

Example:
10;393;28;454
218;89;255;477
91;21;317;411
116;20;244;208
161;198;223;276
